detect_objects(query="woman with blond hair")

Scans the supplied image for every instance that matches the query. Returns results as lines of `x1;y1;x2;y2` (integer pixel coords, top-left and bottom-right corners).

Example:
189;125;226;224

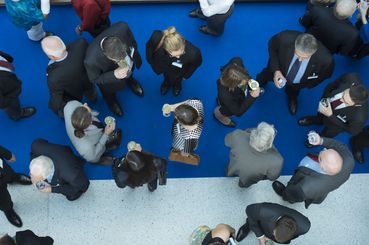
146;26;202;96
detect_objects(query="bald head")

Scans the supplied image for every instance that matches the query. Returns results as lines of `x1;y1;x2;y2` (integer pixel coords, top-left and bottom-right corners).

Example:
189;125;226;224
335;0;357;19
41;36;67;60
319;149;343;175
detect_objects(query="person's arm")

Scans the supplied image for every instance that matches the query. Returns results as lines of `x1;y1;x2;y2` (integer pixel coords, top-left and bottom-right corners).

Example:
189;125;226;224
183;47;202;79
79;3;101;32
0;51;14;62
127;26;142;69
145;31;167;74
52;170;89;196
266;152;284;181
268;32;282;74
199;0;232;17
224;129;244;148
47;76;66;117
322;137;354;161
152;156;167;185
300;6;314;27
84;60;124;86
246;204;265;238
41;0;50;19
211;224;235;243
306;57;335;89
0;145;13;160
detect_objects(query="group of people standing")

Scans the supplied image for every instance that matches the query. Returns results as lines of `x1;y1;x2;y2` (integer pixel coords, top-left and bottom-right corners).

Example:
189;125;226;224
0;0;368;244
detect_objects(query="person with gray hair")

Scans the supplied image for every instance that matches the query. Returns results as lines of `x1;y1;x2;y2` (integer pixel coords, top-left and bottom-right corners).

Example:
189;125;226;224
225;122;284;188
29;138;90;201
256;30;334;115
41;36;97;118
300;0;360;56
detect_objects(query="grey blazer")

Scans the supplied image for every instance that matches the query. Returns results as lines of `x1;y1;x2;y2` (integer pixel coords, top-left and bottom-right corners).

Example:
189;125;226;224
225;129;284;187
63;100;108;163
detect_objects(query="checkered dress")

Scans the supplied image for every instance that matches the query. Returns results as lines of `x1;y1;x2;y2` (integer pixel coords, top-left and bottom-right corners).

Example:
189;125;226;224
171;99;204;154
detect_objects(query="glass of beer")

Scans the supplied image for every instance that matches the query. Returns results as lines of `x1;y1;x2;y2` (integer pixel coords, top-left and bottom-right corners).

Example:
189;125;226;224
248;79;259;90
162;104;171;117
127;141;137;151
104;116;115;125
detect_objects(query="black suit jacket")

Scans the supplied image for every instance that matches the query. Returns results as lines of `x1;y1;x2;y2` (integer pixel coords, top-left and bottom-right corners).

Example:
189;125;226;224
84;22;142;93
0;51;22;109
283;138;354;208
0;145;14;186
145;30;202;79
30;139;90;200
267;30;334;89
46;38;93;116
321;73;368;136
16;230;54;245
246;202;310;244
301;5;360;55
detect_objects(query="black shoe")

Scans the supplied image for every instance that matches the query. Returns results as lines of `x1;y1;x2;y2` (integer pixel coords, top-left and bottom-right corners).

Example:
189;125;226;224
304;139;315;148
160;81;170;95
199;26;220;36
98;155;116;166
298;116;315;126
107;102;123;117
212;113;236;128
353;150;365;164
288;97;297;115
20;107;36;119
5;209;22;227
15;174;32;185
189;9;200;18
148;183;157;192
272;181;285;197
236;222;250;242
173;82;182;97
128;78;144;97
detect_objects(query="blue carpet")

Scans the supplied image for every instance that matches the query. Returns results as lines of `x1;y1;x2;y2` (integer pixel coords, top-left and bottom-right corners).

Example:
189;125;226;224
0;3;368;180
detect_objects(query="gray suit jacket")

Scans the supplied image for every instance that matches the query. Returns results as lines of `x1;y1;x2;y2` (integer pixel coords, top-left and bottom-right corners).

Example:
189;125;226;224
225;129;284;187
63;100;108;163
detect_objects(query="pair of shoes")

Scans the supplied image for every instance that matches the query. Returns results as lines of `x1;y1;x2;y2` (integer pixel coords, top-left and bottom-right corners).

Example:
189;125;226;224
4;209;22;227
304;139;315;148
98;155;116;166
128;78;144;97
298;116;316;126
288;96;297;115
353;150;365;164
160;81;170;95
272;181;286;197
236;222;250;242
212;113;236;128
107;102;123;117
199;26;219;36
173;82;182;97
15;174;32;185
20;107;36;119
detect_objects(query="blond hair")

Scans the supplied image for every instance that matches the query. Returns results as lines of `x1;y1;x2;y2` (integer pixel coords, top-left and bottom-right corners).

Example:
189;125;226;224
156;26;185;53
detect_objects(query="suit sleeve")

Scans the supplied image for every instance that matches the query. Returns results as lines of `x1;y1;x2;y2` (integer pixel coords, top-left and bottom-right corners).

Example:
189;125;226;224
183;47;202;79
0;145;12;160
283;171;306;203
52;170;90;198
246;204;265;238
301;8;313;28
266;151;283;181
325;110;367;136
127;26;142;69
322;76;343;97
224;129;243;148
145;31;167;74
268;32;282;73
84;59;122;86
47;74;66;117
0;51;14;62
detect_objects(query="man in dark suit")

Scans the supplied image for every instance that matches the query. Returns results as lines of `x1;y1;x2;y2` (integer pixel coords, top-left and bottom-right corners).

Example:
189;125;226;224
256;31;334;115
272;135;354;209
84;22;144;117
300;0;360;56
41;36;97;118
350;125;369;164
0;51;36;120
299;73;369;139
29;138;90;201
0;145;32;227
236;202;310;244
0;230;54;245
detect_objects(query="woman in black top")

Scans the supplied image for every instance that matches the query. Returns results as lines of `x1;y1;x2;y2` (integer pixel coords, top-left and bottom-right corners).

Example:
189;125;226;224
214;57;260;127
146;26;202;96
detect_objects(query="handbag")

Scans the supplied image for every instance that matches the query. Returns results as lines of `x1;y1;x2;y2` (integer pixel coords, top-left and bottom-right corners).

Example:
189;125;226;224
189;225;211;245
168;149;200;165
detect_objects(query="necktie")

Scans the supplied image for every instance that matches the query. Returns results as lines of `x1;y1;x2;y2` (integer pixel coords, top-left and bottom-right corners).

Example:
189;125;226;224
0;60;15;71
286;58;302;83
307;153;319;163
330;98;343;110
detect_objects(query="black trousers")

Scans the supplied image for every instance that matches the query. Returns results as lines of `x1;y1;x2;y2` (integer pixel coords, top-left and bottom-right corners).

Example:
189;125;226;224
351;126;369;152
98;75;136;106
199;4;234;35
4;96;22;120
0;162;16;212
163;70;183;87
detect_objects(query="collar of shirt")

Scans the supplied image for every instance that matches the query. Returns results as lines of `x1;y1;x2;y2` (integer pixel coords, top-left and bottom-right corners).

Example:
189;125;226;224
0;56;12;73
287;54;310;84
329;92;348;110
48;52;68;66
299;156;328;175
46;165;55;183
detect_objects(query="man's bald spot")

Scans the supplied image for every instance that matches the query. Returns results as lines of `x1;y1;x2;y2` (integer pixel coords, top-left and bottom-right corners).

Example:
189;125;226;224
335;0;357;19
41;36;66;58
320;149;343;175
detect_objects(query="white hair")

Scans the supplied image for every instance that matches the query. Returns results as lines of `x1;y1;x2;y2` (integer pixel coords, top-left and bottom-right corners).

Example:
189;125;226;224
249;122;276;152
29;156;54;179
41;35;66;58
335;0;357;19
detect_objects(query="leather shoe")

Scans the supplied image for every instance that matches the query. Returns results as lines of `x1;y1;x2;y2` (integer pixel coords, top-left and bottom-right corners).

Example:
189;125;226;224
353;150;365;164
15;174;32;185
148;183;157;192
5;209;22;227
128;78;144;97
288;97;297;115
160;81;170;95
173;82;182;97
20;107;36;119
272;181;285;197
236;222;250;242
189;9;200;18
199;26;220;36
108;102;123;117
298;116;315;126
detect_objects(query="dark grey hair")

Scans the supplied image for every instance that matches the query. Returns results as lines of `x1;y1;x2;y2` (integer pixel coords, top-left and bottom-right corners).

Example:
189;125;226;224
295;33;318;56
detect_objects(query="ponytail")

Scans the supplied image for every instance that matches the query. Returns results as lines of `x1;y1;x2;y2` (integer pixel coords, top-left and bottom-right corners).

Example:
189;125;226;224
155;26;185;53
74;129;85;138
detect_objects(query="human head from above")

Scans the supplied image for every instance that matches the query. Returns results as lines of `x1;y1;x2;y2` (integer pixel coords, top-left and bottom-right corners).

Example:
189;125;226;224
318;148;343;175
294;33;318;61
162;26;185;58
29;155;55;183
249;122;277;152
273;216;298;243
41;35;67;60
0;234;16;245
334;0;357;19
341;84;369;106
101;36;128;63
220;63;251;90
174;104;200;127
71;103;93;138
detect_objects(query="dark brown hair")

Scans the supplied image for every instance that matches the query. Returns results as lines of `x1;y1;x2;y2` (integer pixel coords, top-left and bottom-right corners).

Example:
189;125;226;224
71;106;92;138
274;216;297;243
0;235;15;245
220;64;251;89
174;104;200;126
101;36;127;61
349;84;369;105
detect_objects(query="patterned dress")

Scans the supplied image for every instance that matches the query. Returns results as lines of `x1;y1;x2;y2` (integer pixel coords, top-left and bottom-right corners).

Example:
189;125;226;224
171;99;204;154
5;0;44;30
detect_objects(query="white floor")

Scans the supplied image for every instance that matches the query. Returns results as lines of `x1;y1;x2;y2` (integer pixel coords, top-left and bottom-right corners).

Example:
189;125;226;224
1;174;368;245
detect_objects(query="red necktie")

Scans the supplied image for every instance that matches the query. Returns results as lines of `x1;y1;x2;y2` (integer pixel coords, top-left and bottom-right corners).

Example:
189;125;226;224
330;98;343;110
307;153;319;163
0;60;15;71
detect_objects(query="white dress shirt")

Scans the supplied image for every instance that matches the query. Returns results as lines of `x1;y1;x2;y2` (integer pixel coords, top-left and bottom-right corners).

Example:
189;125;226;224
41;0;50;15
199;0;234;17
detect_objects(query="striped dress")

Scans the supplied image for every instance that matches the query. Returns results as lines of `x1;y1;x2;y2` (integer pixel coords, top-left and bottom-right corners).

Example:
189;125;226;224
171;99;204;154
